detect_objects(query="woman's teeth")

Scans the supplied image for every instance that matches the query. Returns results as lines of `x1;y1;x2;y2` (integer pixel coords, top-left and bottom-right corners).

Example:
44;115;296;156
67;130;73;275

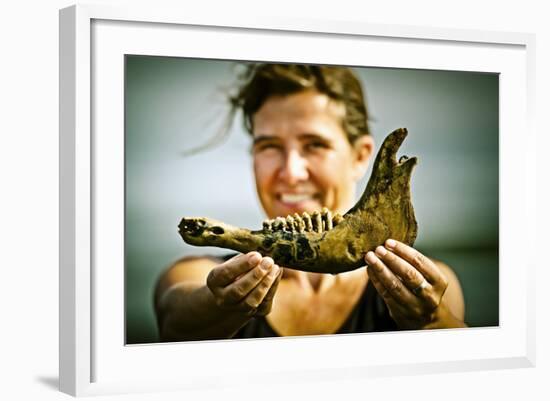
280;194;313;203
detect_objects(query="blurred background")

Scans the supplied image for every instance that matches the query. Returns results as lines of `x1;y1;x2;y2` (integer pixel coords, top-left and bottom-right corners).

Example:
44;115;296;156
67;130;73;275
125;56;498;344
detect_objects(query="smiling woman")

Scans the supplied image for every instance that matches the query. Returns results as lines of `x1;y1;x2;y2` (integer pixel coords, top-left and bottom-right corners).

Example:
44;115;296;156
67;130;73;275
150;62;470;342
123;56;499;345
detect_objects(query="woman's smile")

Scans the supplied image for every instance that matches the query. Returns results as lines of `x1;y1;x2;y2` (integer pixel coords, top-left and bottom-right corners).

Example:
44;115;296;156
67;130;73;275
275;191;322;215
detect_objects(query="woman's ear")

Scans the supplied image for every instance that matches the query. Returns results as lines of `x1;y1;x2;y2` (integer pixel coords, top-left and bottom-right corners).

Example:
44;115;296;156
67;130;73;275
351;135;374;181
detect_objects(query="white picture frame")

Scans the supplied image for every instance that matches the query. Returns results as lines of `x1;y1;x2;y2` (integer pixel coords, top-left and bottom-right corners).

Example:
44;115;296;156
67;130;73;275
59;3;536;397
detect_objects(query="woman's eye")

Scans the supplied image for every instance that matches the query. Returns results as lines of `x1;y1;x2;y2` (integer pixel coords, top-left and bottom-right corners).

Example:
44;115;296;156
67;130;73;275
305;141;329;151
254;143;281;153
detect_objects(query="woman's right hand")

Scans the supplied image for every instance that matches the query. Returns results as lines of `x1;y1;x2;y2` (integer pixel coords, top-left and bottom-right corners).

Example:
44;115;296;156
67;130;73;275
206;252;282;317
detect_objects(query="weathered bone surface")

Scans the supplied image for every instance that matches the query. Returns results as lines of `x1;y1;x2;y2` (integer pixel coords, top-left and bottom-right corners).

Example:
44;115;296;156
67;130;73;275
178;128;418;274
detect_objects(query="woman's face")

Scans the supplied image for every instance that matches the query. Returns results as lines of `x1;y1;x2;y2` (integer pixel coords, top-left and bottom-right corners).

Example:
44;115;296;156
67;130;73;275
251;90;373;219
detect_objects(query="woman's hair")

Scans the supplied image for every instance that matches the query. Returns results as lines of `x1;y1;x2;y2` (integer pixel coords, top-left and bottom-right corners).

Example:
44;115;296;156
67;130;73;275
230;63;371;143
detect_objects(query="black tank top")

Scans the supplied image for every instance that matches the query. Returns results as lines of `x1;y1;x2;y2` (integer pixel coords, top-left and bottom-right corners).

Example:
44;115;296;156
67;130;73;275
220;254;398;338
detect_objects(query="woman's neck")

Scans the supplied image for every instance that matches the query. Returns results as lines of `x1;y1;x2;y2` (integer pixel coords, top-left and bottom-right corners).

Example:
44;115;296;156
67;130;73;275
282;268;366;294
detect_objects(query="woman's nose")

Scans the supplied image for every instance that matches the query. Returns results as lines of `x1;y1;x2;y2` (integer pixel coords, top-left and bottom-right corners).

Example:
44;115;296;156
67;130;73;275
279;150;309;185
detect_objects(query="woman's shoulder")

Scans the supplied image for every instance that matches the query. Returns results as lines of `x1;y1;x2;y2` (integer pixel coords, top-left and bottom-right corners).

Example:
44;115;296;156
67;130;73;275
157;253;238;290
169;252;238;267
154;255;225;306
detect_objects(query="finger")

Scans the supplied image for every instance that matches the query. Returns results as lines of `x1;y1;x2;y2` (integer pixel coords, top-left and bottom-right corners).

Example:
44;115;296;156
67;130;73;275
256;268;283;315
374;245;431;294
384;239;444;284
208;252;262;287
365;250;415;306
238;264;281;313
368;269;403;311
259;267;282;305
368;270;389;297
222;256;274;304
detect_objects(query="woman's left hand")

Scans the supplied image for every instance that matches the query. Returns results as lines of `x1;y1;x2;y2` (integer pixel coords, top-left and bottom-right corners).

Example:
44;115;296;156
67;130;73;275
365;239;453;330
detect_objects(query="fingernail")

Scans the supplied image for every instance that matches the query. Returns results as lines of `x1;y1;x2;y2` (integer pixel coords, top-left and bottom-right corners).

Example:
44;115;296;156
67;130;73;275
260;258;273;271
365;251;377;264
269;265;279;277
249;253;261;266
386;239;396;249
375;246;387;257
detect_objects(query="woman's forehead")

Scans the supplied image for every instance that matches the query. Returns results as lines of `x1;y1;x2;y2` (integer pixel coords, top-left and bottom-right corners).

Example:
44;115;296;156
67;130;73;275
252;90;346;135
256;90;344;117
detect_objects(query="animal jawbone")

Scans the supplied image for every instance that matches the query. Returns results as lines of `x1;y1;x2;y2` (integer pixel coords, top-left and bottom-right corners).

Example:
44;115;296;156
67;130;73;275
178;128;418;274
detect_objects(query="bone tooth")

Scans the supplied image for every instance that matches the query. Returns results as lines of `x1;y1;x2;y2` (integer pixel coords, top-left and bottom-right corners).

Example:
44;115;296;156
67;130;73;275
310;211;318;231
286;216;296;232
273;217;285;231
312;211;322;233
319;207;329;231
325;209;333;230
332;213;344;226
320;207;329;231
293;213;305;233
302;212;313;232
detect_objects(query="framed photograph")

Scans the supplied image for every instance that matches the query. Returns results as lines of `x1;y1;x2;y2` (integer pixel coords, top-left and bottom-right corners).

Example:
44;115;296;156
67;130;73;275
59;4;535;396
